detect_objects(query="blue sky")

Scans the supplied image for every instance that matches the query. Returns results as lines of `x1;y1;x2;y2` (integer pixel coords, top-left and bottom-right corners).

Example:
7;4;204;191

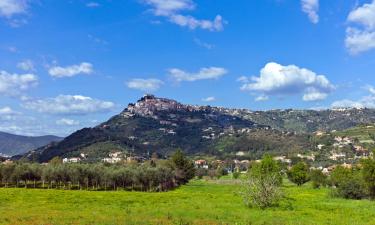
1;0;375;136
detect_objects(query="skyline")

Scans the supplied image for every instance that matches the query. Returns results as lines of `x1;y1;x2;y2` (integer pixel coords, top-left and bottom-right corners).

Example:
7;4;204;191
1;0;375;136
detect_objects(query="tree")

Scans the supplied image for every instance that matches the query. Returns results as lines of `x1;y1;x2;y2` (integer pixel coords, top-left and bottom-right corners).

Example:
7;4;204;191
169;149;195;185
287;162;309;186
240;155;283;209
329;166;351;187
309;169;327;189
361;157;375;199
251;154;283;186
335;171;367;200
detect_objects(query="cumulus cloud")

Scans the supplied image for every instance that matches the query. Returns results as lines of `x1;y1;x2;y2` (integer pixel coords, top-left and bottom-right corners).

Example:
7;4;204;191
142;0;225;31
23;95;115;115
169;67;227;82
301;0;319;24
0;0;28;18
332;85;375;109
126;78;164;92
17;59;35;71
346;0;375;54
202;96;216;102
48;62;94;78
56;118;80;126
0;70;38;97
240;62;334;102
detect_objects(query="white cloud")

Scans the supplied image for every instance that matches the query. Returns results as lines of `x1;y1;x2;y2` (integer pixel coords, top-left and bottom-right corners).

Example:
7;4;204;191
193;38;214;49
86;2;100;8
48;62;94;78
240;62;334;101
23;95;115;115
17;59;35;71
142;0;225;31
56;118;80;126
0;0;28;18
202;96;216;102
301;0;319;24
169;14;224;31
0;106;19;115
346;0;375;54
126;78;164;92
143;0;194;16
255;95;269;102
169;67;227;82
332;85;375;108
0;70;38;96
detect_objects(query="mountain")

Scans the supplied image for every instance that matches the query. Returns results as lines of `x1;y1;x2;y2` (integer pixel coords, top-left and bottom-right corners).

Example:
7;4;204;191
16;95;375;163
0;132;63;156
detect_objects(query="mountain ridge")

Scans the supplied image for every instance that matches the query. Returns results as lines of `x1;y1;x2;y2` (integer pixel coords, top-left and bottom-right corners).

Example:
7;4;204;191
15;95;375;162
0;131;63;156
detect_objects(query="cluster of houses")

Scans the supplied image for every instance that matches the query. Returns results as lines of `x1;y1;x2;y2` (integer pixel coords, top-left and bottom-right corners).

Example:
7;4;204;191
62;152;146;164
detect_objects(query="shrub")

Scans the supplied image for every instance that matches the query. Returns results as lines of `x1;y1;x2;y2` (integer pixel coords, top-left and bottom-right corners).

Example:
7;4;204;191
310;169;327;189
361;157;375;199
329;166;351;187
232;171;240;179
195;168;207;179
334;172;367;200
240;155;283;209
287;162;309;186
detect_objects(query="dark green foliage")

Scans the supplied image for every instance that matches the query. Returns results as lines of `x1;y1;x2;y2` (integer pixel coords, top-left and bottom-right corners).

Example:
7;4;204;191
232;171;240;179
329;166;352;187
361;157;375;199
335;172;367;200
0;162;181;192
309;170;327;189
195;168;207;179
169;150;195;185
215;167;228;179
287;162;309;186
329;166;367;199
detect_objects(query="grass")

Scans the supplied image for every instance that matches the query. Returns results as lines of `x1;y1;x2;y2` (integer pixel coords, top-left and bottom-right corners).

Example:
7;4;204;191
0;179;374;225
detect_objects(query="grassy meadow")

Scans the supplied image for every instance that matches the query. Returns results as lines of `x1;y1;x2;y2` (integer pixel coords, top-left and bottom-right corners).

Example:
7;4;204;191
0;179;374;225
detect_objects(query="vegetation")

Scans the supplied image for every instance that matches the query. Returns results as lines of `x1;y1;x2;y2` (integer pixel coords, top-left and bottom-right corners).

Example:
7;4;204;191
0;179;375;224
309;169;327;188
287;162;310;186
241;155;283;209
0;151;195;192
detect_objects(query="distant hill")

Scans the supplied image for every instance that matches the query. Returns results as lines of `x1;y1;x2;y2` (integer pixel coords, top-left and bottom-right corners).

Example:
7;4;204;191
0;132;63;156
16;95;375;162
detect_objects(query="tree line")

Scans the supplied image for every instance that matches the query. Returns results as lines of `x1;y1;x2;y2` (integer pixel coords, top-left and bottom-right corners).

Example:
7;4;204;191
0;150;195;192
241;152;375;209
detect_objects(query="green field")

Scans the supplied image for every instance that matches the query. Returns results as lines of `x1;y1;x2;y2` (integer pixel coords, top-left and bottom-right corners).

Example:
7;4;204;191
0;179;374;225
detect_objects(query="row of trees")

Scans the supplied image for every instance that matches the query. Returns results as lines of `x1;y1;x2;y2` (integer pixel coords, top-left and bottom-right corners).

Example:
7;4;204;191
241;153;375;209
0;150;195;192
287;157;375;200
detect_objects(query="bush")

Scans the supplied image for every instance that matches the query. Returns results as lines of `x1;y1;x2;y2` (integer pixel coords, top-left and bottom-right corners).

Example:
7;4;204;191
287;162;309;186
195;168;207;179
361;158;375;199
329;166;351;187
240;155;283;209
232;171;240;179
334;172;367;200
310;169;327;189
